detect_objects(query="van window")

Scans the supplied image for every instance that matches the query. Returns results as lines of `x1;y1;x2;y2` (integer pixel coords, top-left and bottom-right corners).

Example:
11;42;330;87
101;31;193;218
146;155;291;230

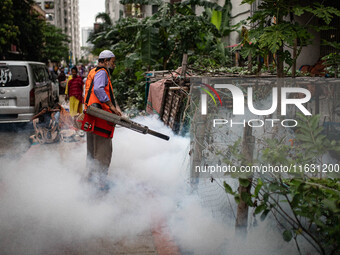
0;66;29;87
32;65;47;83
43;68;50;81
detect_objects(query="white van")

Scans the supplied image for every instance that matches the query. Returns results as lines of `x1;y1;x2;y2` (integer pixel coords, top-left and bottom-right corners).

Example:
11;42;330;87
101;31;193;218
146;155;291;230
0;61;59;124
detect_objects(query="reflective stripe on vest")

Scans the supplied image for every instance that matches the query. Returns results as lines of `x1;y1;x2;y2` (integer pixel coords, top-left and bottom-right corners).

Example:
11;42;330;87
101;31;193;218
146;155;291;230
84;67;113;112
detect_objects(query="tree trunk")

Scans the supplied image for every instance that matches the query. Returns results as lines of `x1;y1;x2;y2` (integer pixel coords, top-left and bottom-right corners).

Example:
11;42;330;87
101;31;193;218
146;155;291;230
235;180;252;235
257;55;263;76
180;53;188;86
335;64;338;78
248;54;252;73
181;53;188;77
277;45;284;78
235;125;254;236
276;13;284;78
235;51;239;67
292;38;297;78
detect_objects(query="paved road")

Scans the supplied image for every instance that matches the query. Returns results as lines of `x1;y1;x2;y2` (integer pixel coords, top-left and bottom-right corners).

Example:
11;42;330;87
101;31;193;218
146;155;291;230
0;123;33;159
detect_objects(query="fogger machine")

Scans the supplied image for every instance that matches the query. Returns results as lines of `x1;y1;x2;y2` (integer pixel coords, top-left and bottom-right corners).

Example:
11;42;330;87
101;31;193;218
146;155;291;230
79;105;170;141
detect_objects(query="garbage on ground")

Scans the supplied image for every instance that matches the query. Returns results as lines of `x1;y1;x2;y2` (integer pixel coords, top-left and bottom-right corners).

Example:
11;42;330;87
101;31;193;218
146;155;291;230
29;103;84;145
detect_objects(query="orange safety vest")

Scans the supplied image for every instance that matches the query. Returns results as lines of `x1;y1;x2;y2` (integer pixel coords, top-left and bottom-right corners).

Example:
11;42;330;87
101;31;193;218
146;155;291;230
84;67;114;112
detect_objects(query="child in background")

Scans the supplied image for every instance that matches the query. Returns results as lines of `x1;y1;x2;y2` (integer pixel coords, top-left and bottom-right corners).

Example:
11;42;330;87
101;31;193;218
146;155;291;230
65;67;84;117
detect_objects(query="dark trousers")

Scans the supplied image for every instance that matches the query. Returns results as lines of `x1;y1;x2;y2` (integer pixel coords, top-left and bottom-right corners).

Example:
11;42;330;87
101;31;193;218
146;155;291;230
86;132;112;185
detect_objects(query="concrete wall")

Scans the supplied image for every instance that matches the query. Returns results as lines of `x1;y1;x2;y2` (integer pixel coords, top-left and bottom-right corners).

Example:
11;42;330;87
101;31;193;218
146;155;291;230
228;0;251;46
105;0;124;23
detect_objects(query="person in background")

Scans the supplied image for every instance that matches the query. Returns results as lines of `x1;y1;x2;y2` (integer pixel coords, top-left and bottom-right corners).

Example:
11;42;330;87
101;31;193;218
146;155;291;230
81;65;86;78
65;67;84;117
58;67;67;103
64;69;73;105
31;104;61;144
51;65;58;81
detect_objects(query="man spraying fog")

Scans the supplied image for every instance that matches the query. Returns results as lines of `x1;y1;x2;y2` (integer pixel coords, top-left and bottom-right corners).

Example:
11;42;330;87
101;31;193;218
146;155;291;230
84;50;122;190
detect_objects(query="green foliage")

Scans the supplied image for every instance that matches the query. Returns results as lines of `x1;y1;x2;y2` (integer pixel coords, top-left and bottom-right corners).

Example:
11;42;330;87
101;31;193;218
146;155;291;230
211;10;222;30
95;12;113;27
223;181;235;195
254;178;263;198
41;23;70;63
258;22;312;54
88;0;233;110
120;0;161;5
322;53;340;66
0;0;69;63
283;229;293;242
0;0;19;56
295;113;340;162
204;0;234;37
223;114;340;254
139;26;160;67
219;0;232;37
241;190;254;206
295;3;340;25
321;40;340;51
239;178;251;187
179;0;222;11
240;0;340;77
321;40;340;78
12;0;45;61
168;11;219;54
261;137;293;165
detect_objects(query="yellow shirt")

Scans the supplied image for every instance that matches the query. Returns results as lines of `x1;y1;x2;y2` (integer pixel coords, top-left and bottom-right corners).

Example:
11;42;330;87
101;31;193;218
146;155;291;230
64;75;73;95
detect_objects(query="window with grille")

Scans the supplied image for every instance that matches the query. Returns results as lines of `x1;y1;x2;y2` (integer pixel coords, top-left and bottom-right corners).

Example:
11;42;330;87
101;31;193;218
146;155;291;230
44;1;54;9
124;4;143;18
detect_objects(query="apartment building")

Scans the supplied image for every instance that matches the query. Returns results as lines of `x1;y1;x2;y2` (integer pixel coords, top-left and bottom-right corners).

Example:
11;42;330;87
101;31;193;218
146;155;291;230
35;0;81;64
81;28;93;48
105;0;162;23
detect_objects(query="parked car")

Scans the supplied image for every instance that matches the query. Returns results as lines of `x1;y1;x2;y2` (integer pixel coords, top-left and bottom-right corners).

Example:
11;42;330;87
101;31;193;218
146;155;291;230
0;61;59;124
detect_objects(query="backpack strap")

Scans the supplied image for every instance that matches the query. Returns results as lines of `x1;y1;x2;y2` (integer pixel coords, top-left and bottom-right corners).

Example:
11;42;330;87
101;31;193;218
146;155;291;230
85;79;94;107
108;83;116;107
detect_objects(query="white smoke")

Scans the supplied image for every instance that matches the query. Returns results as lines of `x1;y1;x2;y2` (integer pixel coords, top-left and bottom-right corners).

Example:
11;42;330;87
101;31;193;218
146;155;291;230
0;116;306;255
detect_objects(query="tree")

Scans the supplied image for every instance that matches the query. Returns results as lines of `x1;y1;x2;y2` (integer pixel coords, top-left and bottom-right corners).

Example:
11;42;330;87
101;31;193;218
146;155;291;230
1;0;70;63
87;0;234;110
41;23;70;63
12;0;45;61
240;0;340;77
95;12;113;27
224;113;340;254
321;41;340;78
0;0;19;58
87;12;115;56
